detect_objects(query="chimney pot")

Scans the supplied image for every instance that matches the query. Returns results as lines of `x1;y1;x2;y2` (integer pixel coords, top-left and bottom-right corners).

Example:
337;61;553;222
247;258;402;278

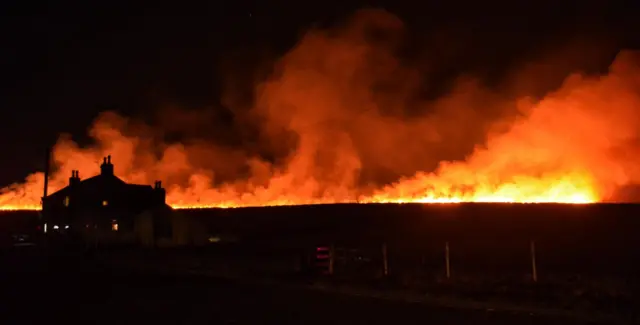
154;180;166;205
100;155;115;176
69;170;80;186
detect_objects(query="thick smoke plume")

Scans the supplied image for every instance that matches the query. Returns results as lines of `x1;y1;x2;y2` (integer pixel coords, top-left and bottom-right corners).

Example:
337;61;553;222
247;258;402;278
2;9;640;210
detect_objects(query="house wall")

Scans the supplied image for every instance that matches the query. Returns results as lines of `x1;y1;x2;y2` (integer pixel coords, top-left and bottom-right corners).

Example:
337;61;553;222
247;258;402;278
170;211;190;246
135;211;155;247
43;187;168;247
132;207;195;248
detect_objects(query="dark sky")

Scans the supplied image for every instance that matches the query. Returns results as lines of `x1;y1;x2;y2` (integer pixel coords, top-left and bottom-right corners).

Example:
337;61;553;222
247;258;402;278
0;0;639;187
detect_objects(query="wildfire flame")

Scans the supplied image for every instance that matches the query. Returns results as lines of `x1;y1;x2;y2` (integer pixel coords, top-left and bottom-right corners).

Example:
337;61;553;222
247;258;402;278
1;10;639;211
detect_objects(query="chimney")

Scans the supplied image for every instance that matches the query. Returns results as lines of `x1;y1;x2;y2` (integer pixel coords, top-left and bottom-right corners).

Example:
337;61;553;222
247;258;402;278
69;170;81;186
100;155;114;176
154;180;166;205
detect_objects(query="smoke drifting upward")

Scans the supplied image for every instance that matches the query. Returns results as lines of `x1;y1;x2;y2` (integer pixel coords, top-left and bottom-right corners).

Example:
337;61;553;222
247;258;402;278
2;9;640;210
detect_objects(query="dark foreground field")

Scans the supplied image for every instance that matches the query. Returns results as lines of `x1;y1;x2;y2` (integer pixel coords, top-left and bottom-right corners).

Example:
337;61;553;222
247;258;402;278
0;249;610;325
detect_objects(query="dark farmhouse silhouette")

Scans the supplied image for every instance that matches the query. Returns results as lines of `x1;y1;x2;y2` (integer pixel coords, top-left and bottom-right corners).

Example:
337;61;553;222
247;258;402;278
41;155;173;246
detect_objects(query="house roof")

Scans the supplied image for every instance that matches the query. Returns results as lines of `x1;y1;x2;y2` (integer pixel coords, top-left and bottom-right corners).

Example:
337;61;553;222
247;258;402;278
46;173;154;200
43;155;167;211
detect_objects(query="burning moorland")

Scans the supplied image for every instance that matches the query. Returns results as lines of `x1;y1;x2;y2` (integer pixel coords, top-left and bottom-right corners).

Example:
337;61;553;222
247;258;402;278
1;9;640;211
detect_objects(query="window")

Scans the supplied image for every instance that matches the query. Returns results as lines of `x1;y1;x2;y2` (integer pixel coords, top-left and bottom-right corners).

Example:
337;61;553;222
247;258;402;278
63;196;69;207
102;200;108;206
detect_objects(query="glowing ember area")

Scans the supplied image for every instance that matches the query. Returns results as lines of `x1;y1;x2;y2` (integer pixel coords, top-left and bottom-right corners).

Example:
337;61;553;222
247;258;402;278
1;10;639;211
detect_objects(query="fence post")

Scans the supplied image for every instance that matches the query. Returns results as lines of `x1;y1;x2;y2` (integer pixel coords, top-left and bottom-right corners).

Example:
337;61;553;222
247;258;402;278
382;242;389;277
530;240;538;282
328;244;335;276
445;241;451;279
294;252;301;273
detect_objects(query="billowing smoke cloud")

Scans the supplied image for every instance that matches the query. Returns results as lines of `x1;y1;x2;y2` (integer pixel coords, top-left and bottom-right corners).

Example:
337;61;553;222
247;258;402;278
1;9;640;209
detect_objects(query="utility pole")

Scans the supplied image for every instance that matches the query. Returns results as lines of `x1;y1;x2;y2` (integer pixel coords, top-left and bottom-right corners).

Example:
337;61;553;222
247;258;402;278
42;147;50;201
40;146;51;248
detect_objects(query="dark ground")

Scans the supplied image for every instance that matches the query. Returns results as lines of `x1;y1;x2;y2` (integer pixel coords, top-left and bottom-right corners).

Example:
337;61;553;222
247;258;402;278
0;248;609;325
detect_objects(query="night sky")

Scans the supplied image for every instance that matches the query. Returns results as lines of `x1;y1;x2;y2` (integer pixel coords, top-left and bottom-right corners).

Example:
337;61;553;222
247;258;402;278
1;0;638;187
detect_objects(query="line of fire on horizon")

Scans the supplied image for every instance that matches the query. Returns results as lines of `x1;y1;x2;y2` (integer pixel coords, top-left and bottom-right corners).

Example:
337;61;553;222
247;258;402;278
0;148;600;211
0;197;595;212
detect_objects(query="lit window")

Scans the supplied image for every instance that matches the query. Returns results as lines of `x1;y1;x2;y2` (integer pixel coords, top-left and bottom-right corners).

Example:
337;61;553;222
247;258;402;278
63;196;69;207
111;220;118;231
102;200;108;206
